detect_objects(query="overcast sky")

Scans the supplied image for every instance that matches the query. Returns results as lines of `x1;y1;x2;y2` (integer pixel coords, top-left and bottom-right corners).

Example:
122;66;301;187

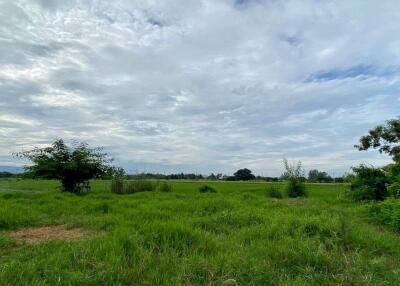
1;0;399;176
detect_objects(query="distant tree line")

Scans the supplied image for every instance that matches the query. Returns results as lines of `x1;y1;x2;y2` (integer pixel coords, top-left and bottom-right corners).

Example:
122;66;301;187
125;168;343;183
127;173;205;180
0;171;17;178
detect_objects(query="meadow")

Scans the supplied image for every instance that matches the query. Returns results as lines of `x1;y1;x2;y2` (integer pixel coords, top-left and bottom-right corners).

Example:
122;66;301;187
0;179;400;285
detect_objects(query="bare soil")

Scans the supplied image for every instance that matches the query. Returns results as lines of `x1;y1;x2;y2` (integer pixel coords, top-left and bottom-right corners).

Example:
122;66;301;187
9;225;89;244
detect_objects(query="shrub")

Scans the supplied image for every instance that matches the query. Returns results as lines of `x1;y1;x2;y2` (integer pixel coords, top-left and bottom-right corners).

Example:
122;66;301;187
286;180;307;198
368;199;400;231
386;163;400;198
126;179;155;193
282;159;307;198
387;182;400;198
199;185;217;193
157;181;173;192
111;179;155;194
266;186;283;199
347;164;388;201
111;179;125;194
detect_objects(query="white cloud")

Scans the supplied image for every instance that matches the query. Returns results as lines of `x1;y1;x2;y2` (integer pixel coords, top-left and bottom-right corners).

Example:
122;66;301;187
0;0;399;175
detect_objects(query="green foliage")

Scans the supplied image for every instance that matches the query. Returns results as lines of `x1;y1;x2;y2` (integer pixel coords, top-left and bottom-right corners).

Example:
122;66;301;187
233;168;255;181
286;180;307;198
356;117;400;162
110;179;157;195
127;179;155;193
199;185;217;193
283;159;307;197
308;169;333;183
347;164;388;201
15;139;117;193
387;182;400;198
266;185;283;199
1;180;400;285
157;181;173;192
368;199;400;231
111;179;125;194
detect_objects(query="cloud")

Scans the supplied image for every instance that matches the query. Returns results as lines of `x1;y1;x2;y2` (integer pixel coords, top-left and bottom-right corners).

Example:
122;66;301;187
0;0;399;175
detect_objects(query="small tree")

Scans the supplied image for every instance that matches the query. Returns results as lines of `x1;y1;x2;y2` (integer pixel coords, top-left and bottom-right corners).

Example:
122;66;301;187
355;118;400;162
15;139;117;193
282;158;307;197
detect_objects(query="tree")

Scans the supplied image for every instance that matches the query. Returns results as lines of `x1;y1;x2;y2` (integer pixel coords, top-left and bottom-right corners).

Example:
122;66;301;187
233;168;255;181
347;164;388;201
308;169;333;183
15;139;117;193
355;118;400;162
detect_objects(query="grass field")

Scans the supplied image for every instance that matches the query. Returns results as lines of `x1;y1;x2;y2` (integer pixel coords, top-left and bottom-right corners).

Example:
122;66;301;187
0;179;400;285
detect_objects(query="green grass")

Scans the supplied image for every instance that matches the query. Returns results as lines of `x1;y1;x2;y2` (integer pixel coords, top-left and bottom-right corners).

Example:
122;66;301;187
0;179;400;285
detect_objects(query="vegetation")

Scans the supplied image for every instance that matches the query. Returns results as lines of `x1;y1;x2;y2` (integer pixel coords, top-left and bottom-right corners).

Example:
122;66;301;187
198;184;217;193
368;198;400;232
282;159;307;197
265;185;283;199
308;169;333;183
1;117;400;284
356;117;400;162
157;181;173;192
1;180;400;285
128;172;205;180
0;172;17;178
232;168;256;181
110;179;156;194
14;139;117;193
110;179;124;194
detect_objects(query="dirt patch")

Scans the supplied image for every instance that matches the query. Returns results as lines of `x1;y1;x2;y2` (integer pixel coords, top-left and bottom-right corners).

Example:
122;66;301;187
9;225;89;244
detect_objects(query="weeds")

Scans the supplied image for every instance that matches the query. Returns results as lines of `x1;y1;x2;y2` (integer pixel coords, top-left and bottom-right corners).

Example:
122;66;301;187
199;185;217;193
266;186;283;199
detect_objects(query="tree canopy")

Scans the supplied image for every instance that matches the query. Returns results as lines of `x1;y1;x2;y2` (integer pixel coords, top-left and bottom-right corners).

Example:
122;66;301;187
355;118;400;162
233;168;255;181
308;169;333;183
15;139;118;193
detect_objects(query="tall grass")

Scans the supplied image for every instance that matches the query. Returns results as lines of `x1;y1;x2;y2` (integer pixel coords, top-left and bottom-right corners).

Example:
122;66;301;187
0;179;399;285
110;179;156;194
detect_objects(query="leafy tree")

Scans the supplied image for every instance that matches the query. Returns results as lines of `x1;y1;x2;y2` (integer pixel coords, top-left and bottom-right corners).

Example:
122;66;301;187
355;118;400;162
308;169;333;183
15;139;118;193
347;164;388;201
233;168;256;181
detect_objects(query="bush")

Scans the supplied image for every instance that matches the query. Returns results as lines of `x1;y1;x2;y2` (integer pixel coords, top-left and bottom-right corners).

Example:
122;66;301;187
368;199;400;231
111;179;155;194
157;181;173;192
127;179;155;193
111;179;125;194
282;159;307;198
347;164;388;201
286;180;307;198
387;182;400;198
199;185;217;193
266;186;283;199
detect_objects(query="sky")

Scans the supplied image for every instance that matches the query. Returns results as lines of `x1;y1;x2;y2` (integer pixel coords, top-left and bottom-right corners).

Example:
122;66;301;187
0;0;399;176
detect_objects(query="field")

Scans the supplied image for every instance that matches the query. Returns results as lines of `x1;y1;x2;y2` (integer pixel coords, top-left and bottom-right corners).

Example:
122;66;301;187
0;180;400;285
